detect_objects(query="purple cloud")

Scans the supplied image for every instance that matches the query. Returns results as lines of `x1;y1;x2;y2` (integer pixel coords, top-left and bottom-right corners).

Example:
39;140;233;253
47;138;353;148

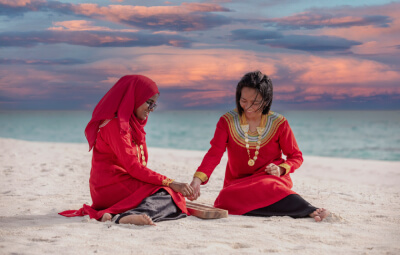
264;12;392;30
0;0;73;16
230;29;282;40
0;1;232;31
228;29;361;52
0;30;192;48
0;58;86;65
260;35;362;52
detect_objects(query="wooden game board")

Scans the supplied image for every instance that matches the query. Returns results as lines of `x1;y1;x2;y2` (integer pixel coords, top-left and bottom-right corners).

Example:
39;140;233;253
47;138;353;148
186;201;228;219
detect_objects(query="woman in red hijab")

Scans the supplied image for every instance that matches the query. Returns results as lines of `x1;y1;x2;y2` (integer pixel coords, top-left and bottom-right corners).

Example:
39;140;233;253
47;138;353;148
60;75;193;225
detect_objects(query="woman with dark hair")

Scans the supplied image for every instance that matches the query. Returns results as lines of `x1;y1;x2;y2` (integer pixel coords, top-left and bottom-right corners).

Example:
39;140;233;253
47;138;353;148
189;71;330;221
59;75;194;225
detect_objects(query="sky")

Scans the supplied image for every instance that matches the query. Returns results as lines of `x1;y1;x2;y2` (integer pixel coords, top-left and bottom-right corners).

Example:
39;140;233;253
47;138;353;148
0;0;399;111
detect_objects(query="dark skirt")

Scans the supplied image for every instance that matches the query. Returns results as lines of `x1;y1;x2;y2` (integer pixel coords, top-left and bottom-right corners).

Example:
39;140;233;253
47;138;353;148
244;194;317;218
115;189;187;224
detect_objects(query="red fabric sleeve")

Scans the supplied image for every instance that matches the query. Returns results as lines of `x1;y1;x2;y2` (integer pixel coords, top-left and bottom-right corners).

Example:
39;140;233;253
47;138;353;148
278;120;303;174
101;120;168;186
195;117;228;184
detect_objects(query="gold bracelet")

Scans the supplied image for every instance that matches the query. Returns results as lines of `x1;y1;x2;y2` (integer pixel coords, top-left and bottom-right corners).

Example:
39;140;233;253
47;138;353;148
162;178;174;187
193;171;208;183
278;163;291;176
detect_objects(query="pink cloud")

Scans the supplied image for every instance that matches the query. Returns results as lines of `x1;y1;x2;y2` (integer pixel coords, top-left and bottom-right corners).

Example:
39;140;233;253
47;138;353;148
68;2;230;31
302;86;400;99
182;90;232;107
152;31;178;35
274;86;297;93
275;54;400;87
303;95;322;101
0;68;69;98
0;0;43;7
81;47;400;102
85;47;276;90
48;20;138;32
266;3;399;30
100;76;120;86
259;3;400;56
2;47;398;106
297;57;399;85
140;49;277;89
70;3;223;19
181;2;230;12
0;0;231;31
274;94;297;101
268;13;376;28
299;3;400;55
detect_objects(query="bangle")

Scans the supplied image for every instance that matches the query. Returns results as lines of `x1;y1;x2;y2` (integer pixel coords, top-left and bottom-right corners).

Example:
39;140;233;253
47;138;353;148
162;178;174;187
193;171;208;183
278;163;291;176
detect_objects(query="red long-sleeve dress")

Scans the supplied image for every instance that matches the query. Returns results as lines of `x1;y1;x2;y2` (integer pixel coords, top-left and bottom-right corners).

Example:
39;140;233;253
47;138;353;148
194;109;303;215
60;118;188;219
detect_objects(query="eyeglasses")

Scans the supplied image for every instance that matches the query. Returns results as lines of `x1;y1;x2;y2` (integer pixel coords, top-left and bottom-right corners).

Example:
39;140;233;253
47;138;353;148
146;100;157;111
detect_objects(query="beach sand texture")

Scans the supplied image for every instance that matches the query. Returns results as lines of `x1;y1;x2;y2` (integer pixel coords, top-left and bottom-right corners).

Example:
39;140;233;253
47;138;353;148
1;138;399;255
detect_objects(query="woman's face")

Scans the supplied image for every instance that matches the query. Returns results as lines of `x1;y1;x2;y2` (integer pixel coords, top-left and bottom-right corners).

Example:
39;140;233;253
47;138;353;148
240;87;263;118
134;93;159;120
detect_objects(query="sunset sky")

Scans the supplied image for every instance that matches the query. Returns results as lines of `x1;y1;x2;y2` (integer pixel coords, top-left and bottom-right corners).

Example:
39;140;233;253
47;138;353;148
1;0;399;111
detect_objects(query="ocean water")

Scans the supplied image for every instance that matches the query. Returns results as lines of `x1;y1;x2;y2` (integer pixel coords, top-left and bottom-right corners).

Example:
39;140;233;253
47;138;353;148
0;110;399;161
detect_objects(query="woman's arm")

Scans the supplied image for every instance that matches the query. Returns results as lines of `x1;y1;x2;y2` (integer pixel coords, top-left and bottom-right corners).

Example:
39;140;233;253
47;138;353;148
189;117;228;200
277;120;303;176
100;120;171;187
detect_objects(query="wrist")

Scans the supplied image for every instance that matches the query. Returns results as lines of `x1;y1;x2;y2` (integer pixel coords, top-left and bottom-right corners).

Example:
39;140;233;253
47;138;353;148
192;177;202;184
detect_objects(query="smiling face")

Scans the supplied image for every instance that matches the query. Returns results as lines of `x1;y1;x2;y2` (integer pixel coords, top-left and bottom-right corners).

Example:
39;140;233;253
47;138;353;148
134;93;159;120
239;87;263;119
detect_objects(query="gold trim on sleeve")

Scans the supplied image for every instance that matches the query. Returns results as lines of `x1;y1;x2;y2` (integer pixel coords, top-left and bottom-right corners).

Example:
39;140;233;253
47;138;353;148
162;178;174;187
133;140;147;166
193;171;208;183
278;163;291;176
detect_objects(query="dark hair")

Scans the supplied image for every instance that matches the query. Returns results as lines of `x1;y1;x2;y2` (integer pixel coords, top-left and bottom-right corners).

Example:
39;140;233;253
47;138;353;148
236;71;273;115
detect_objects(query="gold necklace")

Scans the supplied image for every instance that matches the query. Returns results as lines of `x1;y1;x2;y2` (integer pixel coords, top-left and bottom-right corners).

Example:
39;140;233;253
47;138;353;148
240;114;266;166
134;141;147;167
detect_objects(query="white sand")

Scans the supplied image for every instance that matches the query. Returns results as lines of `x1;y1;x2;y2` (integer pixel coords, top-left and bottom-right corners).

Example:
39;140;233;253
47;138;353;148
0;137;399;255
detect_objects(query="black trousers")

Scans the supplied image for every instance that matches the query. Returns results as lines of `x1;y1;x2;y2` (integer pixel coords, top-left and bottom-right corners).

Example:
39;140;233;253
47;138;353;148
115;189;186;224
244;194;317;218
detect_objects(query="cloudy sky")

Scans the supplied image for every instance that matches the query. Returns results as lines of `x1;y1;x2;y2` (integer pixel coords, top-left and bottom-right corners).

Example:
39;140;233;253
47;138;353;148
1;0;399;111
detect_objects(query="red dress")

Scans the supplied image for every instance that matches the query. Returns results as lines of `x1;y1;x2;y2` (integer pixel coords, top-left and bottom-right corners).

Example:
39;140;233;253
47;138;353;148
194;109;303;215
60;118;188;219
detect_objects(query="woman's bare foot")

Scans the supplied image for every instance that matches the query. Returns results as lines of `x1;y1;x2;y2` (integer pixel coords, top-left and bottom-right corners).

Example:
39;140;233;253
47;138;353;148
118;214;156;226
101;213;112;222
309;208;330;222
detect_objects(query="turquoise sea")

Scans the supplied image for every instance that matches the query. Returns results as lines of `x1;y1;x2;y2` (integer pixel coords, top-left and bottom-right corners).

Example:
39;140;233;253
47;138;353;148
0;110;399;161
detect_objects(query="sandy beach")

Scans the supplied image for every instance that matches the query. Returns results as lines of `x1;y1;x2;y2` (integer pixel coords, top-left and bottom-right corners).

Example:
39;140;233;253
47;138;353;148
0;137;399;255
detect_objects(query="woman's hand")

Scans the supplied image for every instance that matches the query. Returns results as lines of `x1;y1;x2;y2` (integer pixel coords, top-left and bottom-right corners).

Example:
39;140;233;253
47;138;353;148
169;181;194;198
265;163;285;177
187;177;202;201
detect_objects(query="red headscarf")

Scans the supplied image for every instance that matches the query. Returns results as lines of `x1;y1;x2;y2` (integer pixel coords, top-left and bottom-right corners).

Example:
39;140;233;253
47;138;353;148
85;75;159;151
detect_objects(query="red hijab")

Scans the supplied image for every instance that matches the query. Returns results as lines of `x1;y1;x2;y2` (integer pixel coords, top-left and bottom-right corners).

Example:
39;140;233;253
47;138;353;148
85;75;159;151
